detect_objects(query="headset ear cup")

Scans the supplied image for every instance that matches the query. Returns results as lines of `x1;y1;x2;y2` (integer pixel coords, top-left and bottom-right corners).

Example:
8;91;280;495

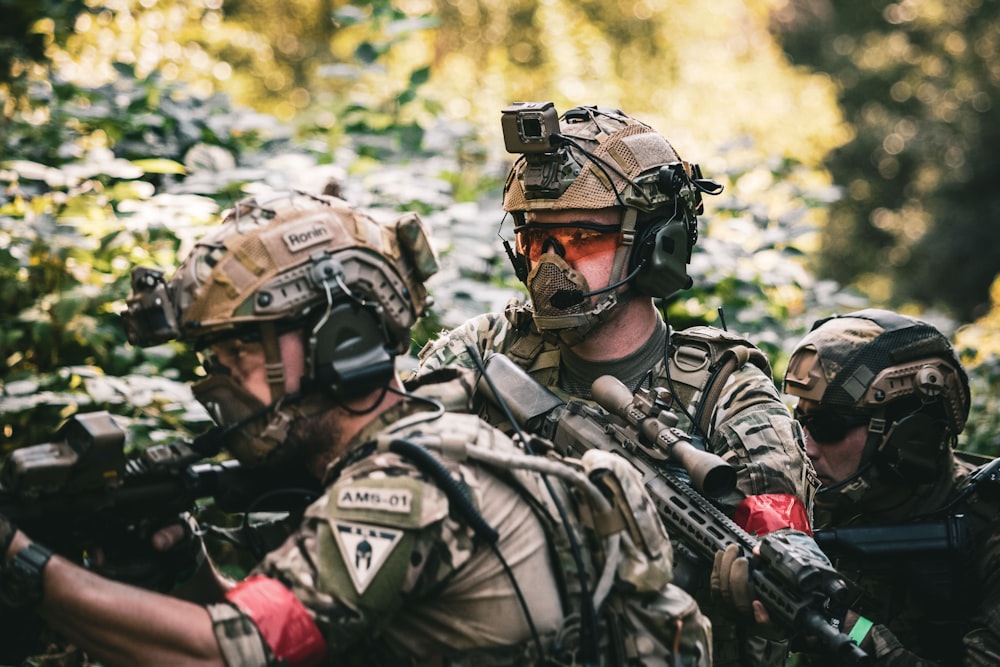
311;302;395;398
632;220;694;297
875;413;948;484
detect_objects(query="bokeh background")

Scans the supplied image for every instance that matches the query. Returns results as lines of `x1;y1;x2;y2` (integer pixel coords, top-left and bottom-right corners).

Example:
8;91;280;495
1;0;998;454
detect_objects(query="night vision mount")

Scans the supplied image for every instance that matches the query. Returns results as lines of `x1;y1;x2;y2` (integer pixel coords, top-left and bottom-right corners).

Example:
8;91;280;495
502;101;564;199
501;101;560;154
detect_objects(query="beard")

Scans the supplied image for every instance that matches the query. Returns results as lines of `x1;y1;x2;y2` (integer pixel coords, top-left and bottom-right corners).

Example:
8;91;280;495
286;406;349;478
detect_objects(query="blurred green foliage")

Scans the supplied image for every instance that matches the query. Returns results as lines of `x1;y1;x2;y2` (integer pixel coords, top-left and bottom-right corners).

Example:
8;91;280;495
0;0;997;461
772;0;1000;322
0;7;995;665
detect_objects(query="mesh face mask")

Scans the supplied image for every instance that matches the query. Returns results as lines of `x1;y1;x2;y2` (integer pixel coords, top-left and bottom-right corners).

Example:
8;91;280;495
501;105;721;342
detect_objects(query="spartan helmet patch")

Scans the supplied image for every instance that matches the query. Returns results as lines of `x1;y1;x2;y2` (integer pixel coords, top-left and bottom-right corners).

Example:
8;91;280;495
332;521;404;595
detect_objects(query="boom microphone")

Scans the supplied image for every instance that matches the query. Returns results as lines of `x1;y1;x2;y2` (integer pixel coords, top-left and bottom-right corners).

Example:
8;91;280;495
549;262;644;310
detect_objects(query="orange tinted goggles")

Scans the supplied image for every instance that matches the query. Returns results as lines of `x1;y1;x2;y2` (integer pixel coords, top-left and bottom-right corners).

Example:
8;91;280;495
515;223;622;264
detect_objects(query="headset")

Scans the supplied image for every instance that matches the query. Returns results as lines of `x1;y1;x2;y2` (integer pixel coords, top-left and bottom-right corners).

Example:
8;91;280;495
306;253;400;402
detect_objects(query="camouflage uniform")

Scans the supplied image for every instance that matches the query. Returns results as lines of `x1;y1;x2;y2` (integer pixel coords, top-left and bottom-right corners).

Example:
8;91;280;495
785;310;1000;666
416;300;819;666
113;189;709;665
805;452;1000;666
207;392;712;666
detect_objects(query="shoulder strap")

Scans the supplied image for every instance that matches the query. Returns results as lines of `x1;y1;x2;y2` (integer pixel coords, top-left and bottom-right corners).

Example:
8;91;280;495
666;326;772;437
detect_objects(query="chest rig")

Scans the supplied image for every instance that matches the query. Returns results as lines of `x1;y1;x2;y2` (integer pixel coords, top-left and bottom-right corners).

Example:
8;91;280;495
503;302;771;441
817;453;1000;664
330;388;637;666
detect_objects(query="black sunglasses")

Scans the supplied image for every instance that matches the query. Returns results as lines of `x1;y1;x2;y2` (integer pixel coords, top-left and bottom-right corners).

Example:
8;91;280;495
794;409;871;444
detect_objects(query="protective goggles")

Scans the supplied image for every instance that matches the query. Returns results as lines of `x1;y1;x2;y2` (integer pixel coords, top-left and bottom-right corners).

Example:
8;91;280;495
794;408;871;444
514;222;622;263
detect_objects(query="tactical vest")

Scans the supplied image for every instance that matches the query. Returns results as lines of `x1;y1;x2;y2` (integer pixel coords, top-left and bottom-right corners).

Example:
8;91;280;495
810;452;1000;665
503;302;772;439
327;394;707;667
499;304;787;667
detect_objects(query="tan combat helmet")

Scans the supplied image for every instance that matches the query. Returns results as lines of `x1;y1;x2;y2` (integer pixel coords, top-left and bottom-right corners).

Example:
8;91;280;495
501;103;722;303
123;190;439;465
785;308;970;485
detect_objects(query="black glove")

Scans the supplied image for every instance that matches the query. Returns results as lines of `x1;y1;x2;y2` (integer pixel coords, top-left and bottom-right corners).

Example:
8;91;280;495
0;513;15;561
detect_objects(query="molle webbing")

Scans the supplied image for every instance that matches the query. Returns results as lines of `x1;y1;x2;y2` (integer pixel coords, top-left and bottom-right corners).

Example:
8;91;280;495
341;421;599;665
666;326;771;435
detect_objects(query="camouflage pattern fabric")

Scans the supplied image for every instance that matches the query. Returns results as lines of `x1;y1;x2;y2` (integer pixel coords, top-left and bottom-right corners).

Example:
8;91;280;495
799;453;1000;666
208;391;712;666
415;300;820;666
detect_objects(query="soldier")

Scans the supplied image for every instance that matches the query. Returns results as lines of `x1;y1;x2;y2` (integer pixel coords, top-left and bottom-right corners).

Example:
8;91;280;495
0;191;711;666
415;102;820;665
783;308;1000;664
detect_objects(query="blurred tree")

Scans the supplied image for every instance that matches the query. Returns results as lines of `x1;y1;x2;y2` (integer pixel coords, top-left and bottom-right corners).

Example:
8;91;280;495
0;0;88;91
2;0;996;459
770;0;1000;322
0;0;89;160
412;0;849;168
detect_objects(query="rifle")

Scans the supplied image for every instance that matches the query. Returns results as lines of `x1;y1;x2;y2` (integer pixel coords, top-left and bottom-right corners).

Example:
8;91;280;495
815;514;975;613
478;353;870;664
2;411;320;571
0;411;320;662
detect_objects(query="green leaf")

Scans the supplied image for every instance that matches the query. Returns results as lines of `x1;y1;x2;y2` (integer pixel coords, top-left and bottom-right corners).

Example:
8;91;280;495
355;42;380;64
409;67;430;86
131;158;186;175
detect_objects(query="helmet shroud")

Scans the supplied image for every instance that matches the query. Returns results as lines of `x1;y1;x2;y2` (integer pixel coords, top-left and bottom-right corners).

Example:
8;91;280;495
785;308;970;486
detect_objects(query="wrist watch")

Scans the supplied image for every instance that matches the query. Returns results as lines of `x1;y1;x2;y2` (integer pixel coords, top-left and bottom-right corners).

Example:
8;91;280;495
0;542;53;608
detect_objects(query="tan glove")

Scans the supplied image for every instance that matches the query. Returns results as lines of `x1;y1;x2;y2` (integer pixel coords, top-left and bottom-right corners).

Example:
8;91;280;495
711;543;755;618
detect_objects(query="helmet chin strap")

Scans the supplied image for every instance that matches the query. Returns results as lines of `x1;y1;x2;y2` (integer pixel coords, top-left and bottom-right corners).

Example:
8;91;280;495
259;320;286;402
815;409;907;509
816;459;875;500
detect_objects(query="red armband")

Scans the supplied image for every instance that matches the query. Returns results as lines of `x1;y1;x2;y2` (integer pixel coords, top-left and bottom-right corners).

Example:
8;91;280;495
733;493;811;536
225;574;327;667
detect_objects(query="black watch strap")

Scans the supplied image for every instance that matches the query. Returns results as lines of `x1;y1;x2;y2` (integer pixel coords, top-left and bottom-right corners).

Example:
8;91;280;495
0;542;53;608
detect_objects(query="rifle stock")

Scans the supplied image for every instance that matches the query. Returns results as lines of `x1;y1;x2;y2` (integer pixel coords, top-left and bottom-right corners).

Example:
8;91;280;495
479;353;869;664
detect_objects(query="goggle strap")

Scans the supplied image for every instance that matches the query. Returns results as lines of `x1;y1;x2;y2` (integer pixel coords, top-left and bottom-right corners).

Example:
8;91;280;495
607;208;639;287
513;221;623;234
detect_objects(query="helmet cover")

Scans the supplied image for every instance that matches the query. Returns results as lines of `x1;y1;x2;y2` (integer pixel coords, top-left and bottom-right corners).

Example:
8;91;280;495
124;190;439;465
501;104;721;319
784;308;969;434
